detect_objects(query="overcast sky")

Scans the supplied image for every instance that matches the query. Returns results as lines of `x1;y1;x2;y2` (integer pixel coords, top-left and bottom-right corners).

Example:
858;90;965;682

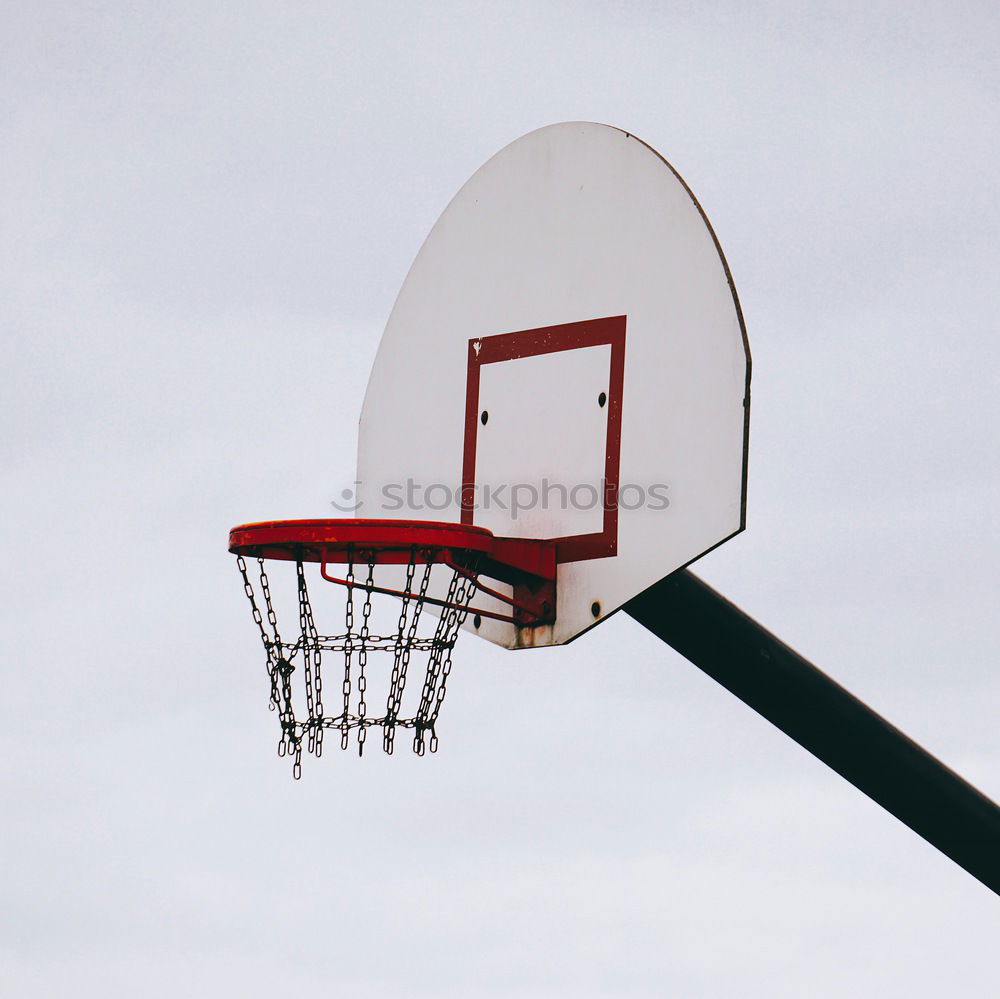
3;2;999;996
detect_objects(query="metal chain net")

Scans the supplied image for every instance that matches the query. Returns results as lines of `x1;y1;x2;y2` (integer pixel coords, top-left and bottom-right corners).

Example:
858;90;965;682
235;550;478;778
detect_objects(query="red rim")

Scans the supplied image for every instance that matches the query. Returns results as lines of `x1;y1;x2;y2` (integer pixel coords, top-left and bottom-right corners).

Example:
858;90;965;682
228;518;496;565
229;518;557;626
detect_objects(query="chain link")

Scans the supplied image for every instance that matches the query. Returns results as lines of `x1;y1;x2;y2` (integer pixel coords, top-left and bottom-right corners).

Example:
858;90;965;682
413;555;478;755
383;553;431;754
296;560;324;758
342;552;354;750
355;557;375;756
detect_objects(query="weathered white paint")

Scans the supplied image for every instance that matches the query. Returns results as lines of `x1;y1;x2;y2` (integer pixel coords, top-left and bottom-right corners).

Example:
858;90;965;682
359;122;749;647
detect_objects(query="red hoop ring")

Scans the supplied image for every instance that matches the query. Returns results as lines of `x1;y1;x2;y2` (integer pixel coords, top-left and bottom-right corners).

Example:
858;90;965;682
228;518;496;565
229;518;557;627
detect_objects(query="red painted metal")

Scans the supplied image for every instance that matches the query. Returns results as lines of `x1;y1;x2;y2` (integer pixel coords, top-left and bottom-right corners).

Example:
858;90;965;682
228;518;495;564
228;518;556;627
440;554;552;625
318;556;548;625
460;315;626;563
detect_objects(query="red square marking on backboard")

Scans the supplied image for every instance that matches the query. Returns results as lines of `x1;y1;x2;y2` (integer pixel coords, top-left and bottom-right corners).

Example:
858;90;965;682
461;316;626;563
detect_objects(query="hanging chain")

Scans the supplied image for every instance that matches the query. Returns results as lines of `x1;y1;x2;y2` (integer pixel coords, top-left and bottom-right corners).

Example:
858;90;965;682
383;552;431;754
297;560;324;758
355;557;375;756
383;553;414;754
341;551;354;750
413;557;478;755
428;559;479;739
257;558;299;766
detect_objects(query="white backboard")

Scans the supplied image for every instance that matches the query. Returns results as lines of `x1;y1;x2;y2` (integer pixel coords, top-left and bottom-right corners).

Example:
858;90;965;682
359;122;750;648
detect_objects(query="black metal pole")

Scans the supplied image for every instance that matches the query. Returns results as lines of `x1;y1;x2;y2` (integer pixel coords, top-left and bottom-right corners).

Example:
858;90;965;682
625;569;1000;895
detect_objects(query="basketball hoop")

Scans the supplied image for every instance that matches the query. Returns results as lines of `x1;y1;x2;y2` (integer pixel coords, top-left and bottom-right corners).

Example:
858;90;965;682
229;519;555;775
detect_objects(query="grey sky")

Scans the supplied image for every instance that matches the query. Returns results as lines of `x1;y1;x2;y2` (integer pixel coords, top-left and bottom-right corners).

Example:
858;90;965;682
3;1;999;995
